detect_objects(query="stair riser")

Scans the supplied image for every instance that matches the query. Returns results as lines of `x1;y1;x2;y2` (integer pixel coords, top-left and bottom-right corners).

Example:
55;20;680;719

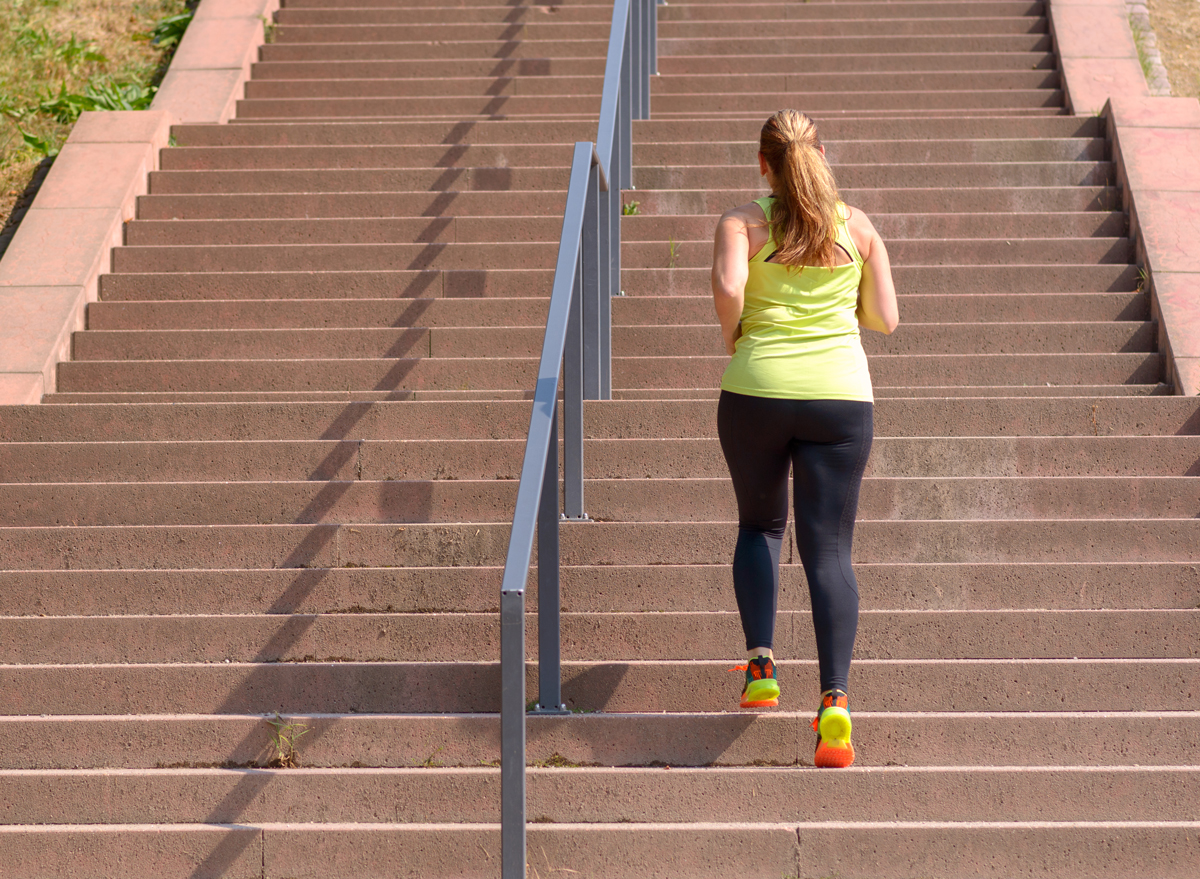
612;293;1146;325
147;168;581;195
1;521;1198;571
3;824;1197;879
276;7;615;25
91;264;1138;303
3;766;1197;826
111;243;564;274
167;116;1099;148
41;387;1172;403
107;239;1133;274
0;563;1195;616
135;192;569;221
657;34;1053;57
653;71;1060;94
241;71;1061;100
235;95;603;119
100;269;555;301
1;710;1196;770
659;0;1045;19
71;322;1155;360
625;265;1138;296
154;141;1107;174
245;77;606;99
2;659;1197;713
122;212;1126;247
6;476;1195;527
258;40;610;63
628;188;1121;217
53;353;1164;393
86;292;1146;330
3;398;1195;442
636;163;1112;190
158;146;579;173
639;139;1106;165
4;437;1196;483
143;164;1113;195
129;189;1118;222
0;610;1195;663
652;91;1065;114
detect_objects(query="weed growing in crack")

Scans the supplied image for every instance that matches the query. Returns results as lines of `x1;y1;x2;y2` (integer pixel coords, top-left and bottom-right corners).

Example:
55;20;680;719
265;714;310;768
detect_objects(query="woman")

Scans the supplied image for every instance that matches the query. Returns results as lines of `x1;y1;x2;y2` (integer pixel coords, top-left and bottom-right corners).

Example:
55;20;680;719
711;110;898;769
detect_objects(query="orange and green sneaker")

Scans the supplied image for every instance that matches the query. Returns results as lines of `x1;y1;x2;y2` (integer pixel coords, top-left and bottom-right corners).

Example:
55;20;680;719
812;689;854;768
734;655;780;709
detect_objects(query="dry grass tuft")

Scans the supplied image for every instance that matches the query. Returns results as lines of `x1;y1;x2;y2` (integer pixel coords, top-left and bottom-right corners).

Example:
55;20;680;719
0;0;187;231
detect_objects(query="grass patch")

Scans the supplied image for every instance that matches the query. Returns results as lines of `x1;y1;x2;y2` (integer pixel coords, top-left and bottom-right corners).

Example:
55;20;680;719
1129;14;1156;82
0;0;191;234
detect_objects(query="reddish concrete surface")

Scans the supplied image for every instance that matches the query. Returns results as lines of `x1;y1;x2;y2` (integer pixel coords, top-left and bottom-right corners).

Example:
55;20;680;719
0;0;1198;874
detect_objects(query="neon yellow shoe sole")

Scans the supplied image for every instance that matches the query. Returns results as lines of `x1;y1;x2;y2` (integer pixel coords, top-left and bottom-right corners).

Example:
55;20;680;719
814;706;854;768
740;677;781;708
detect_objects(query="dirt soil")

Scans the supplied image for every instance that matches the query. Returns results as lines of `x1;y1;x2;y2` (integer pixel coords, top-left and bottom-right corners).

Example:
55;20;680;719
1148;0;1200;98
0;0;185;244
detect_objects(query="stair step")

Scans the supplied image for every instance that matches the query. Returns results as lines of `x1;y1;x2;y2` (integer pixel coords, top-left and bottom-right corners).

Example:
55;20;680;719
4;398;1195;441
2;657;1197;713
1;519;1198;570
84;292;1145;330
0;562;1195;616
4;436;1196;483
70;322;1155;361
50;352;1162;393
0;709;1196;770
5;476;1195;526
0;609;1196;663
3;764;1199;826
3;821;1197;879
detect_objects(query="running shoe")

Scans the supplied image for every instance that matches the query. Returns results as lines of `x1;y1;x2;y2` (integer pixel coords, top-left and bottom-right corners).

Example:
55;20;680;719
733;655;780;708
812;689;854;768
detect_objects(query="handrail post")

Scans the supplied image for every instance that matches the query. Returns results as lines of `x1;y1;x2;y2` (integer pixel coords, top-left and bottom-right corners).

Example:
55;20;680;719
641;0;652;117
652;0;660;80
600;174;614;399
535;410;566;713
563;219;585;520
630;0;643;120
621;20;633;188
499;575;526;878
582;157;601;401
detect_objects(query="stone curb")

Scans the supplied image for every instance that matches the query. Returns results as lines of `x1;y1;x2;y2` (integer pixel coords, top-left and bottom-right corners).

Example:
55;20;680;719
1050;0;1200;396
0;0;278;404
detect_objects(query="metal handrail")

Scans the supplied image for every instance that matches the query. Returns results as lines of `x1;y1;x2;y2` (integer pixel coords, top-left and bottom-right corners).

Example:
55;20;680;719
498;2;657;877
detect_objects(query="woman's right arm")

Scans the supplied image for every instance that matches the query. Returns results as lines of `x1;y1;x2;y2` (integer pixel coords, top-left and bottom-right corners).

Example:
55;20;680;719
712;208;752;355
847;208;899;335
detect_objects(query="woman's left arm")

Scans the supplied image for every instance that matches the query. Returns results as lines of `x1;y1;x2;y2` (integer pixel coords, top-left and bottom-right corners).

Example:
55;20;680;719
712;208;751;355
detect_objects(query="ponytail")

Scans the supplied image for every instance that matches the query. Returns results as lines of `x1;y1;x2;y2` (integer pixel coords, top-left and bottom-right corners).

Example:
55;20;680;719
758;110;842;270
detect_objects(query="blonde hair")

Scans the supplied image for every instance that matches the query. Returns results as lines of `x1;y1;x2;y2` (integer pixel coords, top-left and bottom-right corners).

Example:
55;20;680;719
758;110;842;269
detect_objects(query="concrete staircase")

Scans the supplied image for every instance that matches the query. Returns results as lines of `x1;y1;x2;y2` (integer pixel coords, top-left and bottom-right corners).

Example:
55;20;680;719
2;0;1199;876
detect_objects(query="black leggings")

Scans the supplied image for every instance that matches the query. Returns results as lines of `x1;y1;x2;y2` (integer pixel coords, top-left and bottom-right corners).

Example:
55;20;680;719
717;391;873;694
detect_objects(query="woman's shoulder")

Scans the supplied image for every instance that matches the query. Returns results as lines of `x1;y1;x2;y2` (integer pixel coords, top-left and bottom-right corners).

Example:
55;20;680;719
841;203;878;261
718;198;770;227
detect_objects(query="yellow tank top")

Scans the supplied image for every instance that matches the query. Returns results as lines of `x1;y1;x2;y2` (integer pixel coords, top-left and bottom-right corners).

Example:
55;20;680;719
720;197;873;402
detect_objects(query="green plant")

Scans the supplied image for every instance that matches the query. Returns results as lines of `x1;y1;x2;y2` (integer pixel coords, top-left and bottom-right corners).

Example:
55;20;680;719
621;200;640;215
666;233;680;268
261;15;277;44
149;10;194;50
18;127;58;157
1128;15;1154;82
36;79;156;124
265;714;310;768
